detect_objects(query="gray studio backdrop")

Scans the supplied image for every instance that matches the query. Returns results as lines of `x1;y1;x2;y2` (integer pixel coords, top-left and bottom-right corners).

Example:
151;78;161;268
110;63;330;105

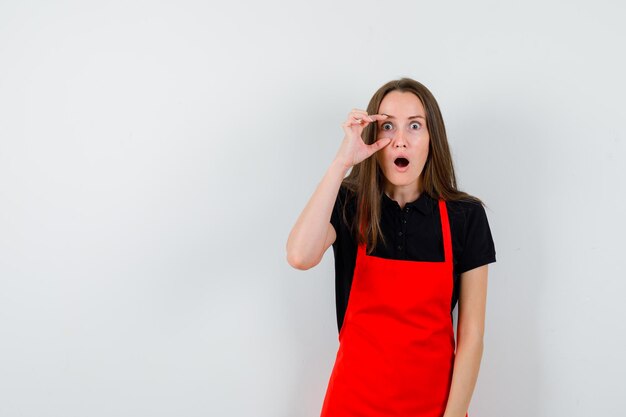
1;1;624;416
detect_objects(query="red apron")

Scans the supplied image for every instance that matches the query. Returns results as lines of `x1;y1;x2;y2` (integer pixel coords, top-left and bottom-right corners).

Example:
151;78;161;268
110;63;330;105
320;199;467;417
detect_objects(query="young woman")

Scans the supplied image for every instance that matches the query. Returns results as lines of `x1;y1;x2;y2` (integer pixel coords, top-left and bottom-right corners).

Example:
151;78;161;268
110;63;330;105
286;77;496;417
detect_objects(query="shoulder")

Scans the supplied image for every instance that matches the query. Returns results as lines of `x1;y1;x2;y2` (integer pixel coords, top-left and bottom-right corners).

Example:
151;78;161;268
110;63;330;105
444;195;496;273
445;197;489;222
445;197;493;242
337;183;357;202
331;184;357;229
334;184;358;214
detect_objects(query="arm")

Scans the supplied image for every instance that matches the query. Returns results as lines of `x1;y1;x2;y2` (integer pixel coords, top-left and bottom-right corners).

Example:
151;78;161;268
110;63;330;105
285;159;347;270
285;110;391;270
443;264;489;417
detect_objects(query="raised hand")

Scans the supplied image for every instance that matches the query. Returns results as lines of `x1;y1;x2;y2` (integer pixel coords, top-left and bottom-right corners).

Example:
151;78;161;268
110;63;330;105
334;109;390;170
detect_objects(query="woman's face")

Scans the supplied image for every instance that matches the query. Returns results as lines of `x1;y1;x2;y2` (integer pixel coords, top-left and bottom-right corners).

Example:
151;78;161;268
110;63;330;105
375;90;430;194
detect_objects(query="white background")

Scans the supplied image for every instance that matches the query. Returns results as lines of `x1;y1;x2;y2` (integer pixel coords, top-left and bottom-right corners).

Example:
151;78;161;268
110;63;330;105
1;1;625;416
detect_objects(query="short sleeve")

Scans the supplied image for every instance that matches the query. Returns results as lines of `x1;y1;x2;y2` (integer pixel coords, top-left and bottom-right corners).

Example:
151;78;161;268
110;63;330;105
330;186;345;244
456;202;496;274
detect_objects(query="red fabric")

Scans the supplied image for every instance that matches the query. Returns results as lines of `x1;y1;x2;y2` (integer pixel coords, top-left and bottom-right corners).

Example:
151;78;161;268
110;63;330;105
320;199;468;417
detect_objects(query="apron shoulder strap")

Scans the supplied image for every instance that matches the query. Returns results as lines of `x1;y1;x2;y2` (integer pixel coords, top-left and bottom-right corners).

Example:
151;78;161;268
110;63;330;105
438;199;453;264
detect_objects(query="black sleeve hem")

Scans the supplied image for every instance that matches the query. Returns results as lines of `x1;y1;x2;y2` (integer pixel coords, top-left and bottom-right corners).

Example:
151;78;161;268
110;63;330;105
457;255;496;275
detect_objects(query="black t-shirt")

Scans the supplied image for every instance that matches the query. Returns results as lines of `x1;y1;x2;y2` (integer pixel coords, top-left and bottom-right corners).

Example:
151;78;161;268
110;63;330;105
330;185;497;334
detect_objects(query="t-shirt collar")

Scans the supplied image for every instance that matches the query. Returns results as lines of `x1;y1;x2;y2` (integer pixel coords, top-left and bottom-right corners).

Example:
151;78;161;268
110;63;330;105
382;190;433;215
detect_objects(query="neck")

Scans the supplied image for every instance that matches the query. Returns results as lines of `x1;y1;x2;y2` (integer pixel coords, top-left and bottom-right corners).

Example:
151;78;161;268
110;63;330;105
384;182;422;209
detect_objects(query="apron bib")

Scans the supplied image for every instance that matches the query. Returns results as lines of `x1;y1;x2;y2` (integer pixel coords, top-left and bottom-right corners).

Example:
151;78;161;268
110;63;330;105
320;199;467;417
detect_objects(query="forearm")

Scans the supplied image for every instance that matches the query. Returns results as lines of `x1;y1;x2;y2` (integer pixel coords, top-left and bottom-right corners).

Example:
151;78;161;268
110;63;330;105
442;337;484;417
286;159;348;269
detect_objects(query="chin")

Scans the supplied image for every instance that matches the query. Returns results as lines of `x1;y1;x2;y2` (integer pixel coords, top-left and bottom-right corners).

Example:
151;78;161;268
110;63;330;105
385;173;420;187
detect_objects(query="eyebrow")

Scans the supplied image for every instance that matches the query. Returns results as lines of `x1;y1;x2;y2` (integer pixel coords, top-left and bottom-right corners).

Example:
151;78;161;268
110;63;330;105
381;114;425;120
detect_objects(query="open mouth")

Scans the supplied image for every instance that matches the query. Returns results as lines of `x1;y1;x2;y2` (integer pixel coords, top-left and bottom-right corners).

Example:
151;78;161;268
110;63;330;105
394;157;409;168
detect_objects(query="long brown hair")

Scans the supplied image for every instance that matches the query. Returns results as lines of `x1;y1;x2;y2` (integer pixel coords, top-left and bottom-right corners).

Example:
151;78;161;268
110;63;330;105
338;77;486;254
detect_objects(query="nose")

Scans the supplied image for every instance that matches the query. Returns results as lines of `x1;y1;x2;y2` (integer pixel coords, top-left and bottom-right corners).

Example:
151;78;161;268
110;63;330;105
392;131;407;148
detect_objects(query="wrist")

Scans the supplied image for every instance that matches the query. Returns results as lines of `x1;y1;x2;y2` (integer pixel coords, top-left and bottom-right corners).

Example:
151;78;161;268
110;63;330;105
331;158;351;174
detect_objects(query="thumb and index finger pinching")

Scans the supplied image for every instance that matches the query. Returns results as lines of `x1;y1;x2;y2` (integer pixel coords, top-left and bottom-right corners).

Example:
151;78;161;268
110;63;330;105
354;113;388;124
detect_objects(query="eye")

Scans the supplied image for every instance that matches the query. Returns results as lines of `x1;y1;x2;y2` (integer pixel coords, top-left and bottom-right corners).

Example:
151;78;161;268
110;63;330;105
381;122;393;131
410;122;421;129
